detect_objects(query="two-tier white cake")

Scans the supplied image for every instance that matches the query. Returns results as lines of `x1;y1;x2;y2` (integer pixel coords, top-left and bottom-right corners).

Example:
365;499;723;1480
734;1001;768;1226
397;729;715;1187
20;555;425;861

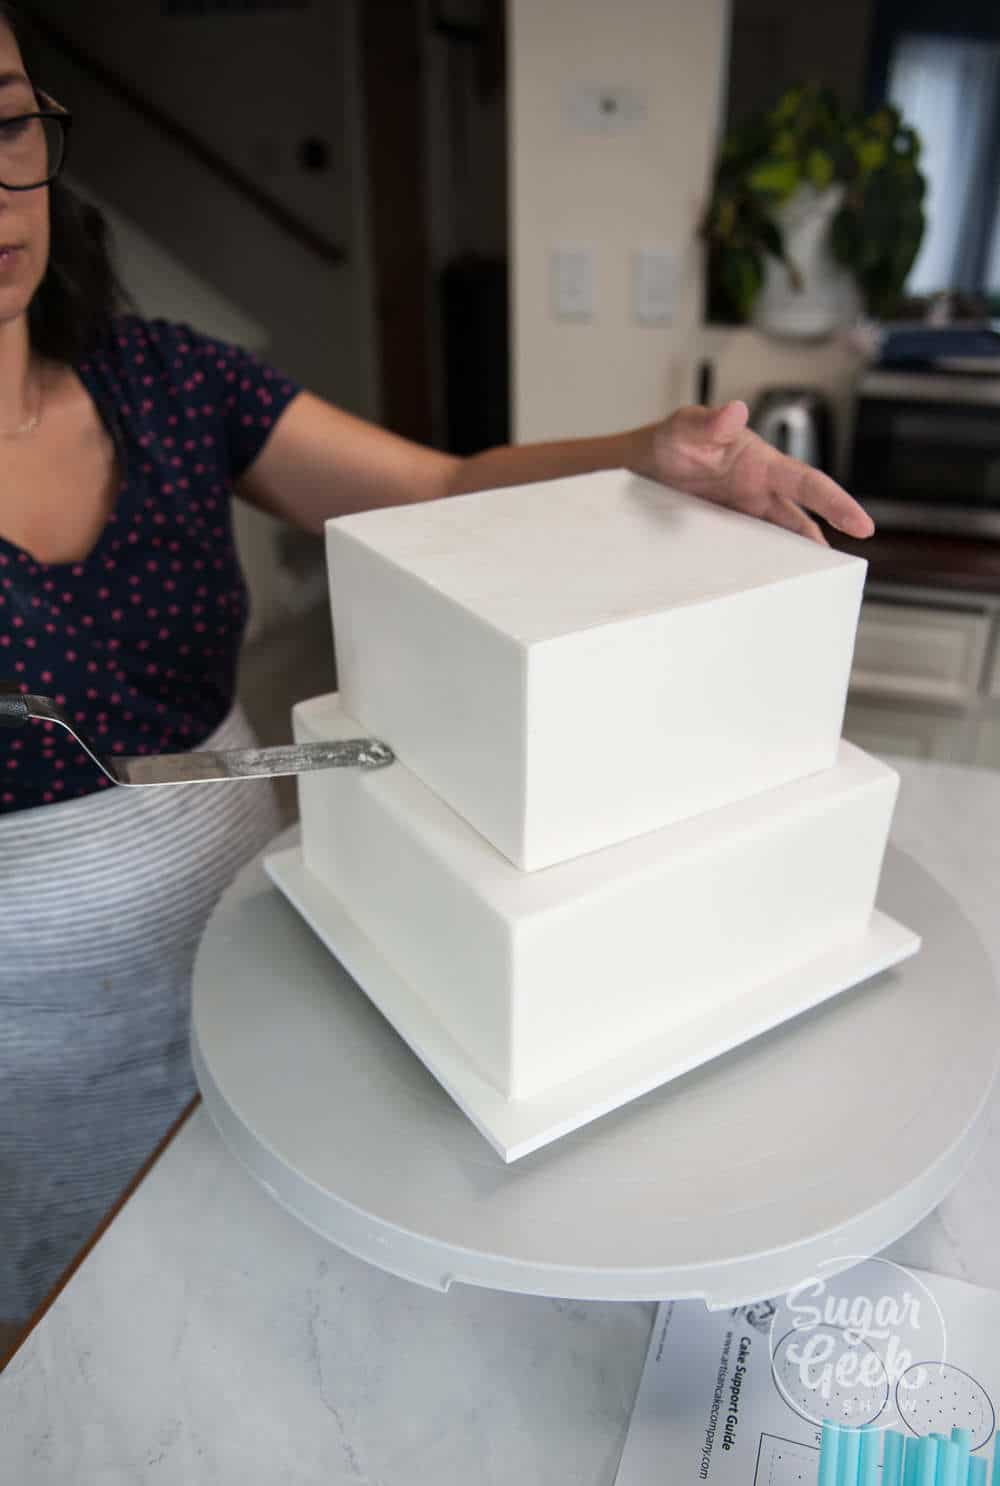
266;470;920;1160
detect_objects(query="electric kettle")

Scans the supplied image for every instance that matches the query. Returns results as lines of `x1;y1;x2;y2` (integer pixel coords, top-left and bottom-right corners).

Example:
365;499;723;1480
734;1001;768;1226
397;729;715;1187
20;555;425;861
750;388;833;472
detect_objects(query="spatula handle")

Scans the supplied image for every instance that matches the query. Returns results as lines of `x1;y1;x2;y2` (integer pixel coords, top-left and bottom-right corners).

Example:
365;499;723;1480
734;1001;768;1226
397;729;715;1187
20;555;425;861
0;680;29;728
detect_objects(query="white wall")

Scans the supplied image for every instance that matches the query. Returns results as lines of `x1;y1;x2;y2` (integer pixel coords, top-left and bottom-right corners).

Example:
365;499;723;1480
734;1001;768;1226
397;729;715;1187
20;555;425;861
507;0;731;443
506;0;867;475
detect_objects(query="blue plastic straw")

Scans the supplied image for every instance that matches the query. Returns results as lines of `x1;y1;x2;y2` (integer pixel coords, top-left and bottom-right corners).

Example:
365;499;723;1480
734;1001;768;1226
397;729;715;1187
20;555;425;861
939;1441;963;1486
904;1436;921;1486
953;1429;973;1486
883;1431;905;1486
916;1437;939;1486
858;1428;881;1486
813;1426;997;1486
838;1426;861;1486
819;1422;842;1486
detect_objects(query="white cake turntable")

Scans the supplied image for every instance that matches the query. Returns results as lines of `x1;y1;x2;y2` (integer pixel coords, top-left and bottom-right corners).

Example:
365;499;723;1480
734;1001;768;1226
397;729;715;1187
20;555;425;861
191;829;998;1306
191;473;1000;1304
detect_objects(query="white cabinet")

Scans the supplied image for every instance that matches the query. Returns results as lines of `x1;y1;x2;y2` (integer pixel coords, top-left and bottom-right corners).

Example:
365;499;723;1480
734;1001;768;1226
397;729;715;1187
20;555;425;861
975;717;1000;769
847;587;1000;769
989;642;1000;700
851;603;989;704
844;700;969;762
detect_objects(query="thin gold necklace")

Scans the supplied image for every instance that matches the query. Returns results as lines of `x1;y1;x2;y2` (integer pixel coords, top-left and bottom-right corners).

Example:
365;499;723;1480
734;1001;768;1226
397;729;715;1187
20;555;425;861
0;372;42;438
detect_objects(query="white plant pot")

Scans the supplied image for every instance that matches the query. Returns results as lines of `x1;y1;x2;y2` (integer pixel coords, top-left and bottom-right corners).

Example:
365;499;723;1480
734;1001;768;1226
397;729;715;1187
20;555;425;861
751;183;862;339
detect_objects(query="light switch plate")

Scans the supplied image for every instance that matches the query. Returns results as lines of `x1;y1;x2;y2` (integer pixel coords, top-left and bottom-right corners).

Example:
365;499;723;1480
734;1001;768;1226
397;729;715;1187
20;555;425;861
634;246;677;324
551;245;595;321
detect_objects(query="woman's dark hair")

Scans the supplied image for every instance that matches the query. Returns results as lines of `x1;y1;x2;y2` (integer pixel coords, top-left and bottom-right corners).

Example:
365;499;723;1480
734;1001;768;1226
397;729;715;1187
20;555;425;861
1;2;124;363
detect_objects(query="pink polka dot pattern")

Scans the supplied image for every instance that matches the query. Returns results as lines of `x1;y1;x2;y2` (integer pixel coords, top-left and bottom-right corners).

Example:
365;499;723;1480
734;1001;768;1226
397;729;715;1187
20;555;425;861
0;317;300;813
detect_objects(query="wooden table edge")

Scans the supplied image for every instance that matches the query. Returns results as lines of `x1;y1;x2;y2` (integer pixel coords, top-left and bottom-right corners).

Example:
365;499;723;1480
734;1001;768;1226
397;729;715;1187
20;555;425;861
0;1094;202;1373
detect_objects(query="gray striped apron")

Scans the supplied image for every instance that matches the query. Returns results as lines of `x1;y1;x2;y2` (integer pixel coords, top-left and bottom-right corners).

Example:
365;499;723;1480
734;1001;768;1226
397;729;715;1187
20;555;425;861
0;703;281;1320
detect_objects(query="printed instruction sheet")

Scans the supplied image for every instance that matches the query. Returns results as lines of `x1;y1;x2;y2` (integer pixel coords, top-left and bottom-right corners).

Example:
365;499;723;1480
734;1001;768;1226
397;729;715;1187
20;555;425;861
615;1260;999;1485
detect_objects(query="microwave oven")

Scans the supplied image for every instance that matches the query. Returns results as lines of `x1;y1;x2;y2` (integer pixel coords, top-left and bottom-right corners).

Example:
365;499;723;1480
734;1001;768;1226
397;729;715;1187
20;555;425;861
847;367;1000;539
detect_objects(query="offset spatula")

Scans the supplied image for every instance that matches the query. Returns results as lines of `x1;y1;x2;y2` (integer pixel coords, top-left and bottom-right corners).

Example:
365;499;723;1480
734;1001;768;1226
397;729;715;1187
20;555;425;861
0;682;395;786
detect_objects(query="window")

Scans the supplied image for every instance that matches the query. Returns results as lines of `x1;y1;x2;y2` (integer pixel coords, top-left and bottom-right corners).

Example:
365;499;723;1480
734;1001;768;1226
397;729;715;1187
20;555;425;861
885;33;1000;294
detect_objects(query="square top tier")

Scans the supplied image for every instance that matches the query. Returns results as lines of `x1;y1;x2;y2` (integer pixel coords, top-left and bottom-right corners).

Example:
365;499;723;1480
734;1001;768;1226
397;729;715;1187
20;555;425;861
327;470;866;871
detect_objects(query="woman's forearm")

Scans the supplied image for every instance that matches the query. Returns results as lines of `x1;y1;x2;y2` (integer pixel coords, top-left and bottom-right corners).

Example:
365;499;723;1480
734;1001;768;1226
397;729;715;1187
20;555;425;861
444;423;657;498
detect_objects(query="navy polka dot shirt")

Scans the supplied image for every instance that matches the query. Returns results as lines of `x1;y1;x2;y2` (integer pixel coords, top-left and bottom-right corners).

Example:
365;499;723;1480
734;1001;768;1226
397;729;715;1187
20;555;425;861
0;316;301;813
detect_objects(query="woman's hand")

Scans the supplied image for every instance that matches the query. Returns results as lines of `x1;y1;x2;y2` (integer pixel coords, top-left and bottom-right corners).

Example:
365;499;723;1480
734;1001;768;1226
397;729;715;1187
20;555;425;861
238;389;875;545
630;399;874;545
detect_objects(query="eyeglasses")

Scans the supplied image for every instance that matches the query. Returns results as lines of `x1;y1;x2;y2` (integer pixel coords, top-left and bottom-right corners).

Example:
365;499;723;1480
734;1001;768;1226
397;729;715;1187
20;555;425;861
0;88;72;192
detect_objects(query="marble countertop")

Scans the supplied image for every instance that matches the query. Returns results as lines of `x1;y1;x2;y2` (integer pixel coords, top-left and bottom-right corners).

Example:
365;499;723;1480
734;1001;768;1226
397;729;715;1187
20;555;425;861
2;756;999;1485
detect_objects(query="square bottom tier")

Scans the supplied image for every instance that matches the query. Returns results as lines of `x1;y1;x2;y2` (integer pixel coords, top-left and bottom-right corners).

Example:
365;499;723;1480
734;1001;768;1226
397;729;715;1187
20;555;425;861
276;694;920;1157
265;843;918;1161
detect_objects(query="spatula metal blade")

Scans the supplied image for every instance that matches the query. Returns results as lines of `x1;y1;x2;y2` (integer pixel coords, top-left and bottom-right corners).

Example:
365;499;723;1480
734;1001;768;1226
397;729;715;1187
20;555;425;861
111;738;396;786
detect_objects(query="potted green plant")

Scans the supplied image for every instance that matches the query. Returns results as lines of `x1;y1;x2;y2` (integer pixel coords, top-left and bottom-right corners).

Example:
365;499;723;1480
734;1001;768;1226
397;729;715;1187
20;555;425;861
701;83;927;336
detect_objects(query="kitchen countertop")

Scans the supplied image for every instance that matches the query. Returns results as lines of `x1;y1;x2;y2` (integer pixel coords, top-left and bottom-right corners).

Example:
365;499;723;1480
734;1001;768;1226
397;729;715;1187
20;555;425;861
2;755;998;1485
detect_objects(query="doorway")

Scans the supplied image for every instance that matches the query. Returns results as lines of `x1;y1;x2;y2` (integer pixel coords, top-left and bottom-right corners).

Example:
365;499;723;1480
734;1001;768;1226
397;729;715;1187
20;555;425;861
361;0;510;453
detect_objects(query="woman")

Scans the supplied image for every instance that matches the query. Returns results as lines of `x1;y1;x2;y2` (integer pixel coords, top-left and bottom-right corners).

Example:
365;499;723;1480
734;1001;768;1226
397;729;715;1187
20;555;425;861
0;7;874;1328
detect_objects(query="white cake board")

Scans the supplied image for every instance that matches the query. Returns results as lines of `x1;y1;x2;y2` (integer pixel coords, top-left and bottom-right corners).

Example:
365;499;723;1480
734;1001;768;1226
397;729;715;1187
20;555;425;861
191;829;1000;1307
264;844;920;1162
